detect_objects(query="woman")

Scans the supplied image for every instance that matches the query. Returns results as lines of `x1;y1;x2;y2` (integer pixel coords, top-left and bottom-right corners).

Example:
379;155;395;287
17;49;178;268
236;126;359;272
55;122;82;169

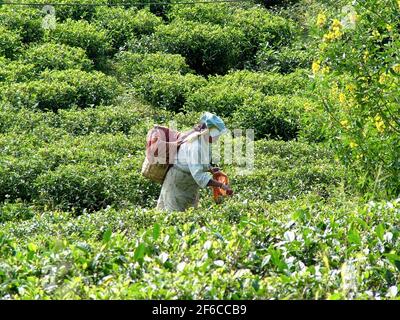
156;112;233;212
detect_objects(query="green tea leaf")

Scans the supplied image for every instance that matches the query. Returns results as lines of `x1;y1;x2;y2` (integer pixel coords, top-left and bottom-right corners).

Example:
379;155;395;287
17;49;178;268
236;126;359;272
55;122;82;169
134;243;146;261
376;224;384;241
153;223;160;241
102;229;112;243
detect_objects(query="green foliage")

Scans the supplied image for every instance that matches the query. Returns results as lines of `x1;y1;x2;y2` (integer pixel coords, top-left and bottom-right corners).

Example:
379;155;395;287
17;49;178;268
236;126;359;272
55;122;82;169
167;3;236;24
184;82;258;117
1;70;121;110
0;26;22;58
0;202;35;223
108;0;173;17
50;0;108;21
35;159;158;212
46;19;111;67
184;69;309;119
256;44;313;73
3;193;400;299
0;57;36;83
313;0;400;197
22;43;93;71
114;52;191;82
0;0;397;300
149;20;246;75
231;95;308;140
93;7;163;50
0;6;44;43
171;4;297;68
131;72;207;111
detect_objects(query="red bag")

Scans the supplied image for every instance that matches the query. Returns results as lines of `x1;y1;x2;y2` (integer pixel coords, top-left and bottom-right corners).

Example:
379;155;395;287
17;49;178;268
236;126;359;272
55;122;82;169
212;171;230;204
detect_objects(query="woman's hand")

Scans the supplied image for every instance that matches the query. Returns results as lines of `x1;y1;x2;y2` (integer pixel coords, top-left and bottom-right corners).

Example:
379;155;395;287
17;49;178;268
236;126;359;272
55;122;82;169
221;184;233;196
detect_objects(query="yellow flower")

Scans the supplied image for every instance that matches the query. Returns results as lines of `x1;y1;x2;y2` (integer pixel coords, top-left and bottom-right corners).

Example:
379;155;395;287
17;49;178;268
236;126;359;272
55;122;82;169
330;82;339;97
386;24;393;32
374;115;385;133
372;30;380;38
317;13;327;27
340;119;349;129
312;60;321;74
304;101;313;111
321;66;330;74
339;92;346;104
349;141;358;148
363;50;369;62
345;83;356;93
322;19;343;42
392;64;400;73
379;73;388;84
332;19;342;29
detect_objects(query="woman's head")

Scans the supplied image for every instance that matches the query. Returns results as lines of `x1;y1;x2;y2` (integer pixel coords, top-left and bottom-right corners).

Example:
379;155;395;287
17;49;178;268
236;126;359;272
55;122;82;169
198;112;227;143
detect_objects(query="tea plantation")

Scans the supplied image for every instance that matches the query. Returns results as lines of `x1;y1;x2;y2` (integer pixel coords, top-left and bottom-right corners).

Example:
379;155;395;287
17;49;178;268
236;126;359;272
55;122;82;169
0;0;399;299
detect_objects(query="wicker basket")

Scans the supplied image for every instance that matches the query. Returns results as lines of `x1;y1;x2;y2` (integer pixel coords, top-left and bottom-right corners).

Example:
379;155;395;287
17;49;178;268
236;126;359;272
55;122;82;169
141;157;170;184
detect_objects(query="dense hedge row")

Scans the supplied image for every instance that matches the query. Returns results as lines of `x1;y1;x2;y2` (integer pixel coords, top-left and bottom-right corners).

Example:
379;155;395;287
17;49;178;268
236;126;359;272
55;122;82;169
0;26;22;58
1;70;121;110
0;58;36;83
0;130;158;211
46;19;111;66
94;7;163;51
22;43;93;71
0;106;341;212
114;52;191;80
0;6;44;43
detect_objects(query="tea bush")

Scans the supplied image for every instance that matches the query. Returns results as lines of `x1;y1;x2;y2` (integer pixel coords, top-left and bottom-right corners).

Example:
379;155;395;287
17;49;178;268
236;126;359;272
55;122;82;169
113;52;191;82
0;202;35;223
0;0;397;300
47;0;108;21
108;0;173;16
184;83;260;117
93;7;162;50
22;43;93;71
40;69;122;107
150;20;246;75
0;27;22;59
130;72;207;111
168;5;296;65
256;44;313;73
167;3;237;25
232;95;311;140
0;6;44;43
184;69;309;117
3;193;399;299
47;19;111;66
1;70;121;110
0;58;36;83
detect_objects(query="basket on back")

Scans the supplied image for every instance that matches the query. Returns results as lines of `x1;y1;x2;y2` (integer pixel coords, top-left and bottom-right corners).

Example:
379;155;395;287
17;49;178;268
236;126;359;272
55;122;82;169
141;125;203;184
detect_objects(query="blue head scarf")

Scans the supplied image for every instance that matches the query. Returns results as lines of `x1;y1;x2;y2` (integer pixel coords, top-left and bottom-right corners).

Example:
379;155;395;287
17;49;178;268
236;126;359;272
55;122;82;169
200;112;227;137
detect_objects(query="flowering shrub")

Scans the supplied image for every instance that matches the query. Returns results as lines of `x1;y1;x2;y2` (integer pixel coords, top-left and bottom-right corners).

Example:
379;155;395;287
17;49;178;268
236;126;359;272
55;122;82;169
313;0;400;197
